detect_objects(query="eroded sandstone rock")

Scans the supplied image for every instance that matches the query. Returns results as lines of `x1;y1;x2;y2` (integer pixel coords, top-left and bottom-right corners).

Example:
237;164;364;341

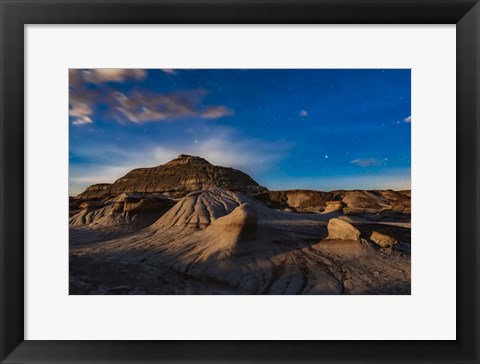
370;231;398;248
327;218;361;240
77;155;267;199
255;189;410;215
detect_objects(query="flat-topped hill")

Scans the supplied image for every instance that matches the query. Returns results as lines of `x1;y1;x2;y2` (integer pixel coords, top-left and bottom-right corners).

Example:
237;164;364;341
77;154;268;199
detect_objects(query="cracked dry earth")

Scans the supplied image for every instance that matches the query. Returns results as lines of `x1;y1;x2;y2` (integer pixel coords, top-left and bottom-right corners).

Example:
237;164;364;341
70;188;411;295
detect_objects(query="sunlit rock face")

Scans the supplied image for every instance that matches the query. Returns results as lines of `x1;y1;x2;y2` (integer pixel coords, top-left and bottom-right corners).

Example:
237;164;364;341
370;231;398;248
326;218;361;241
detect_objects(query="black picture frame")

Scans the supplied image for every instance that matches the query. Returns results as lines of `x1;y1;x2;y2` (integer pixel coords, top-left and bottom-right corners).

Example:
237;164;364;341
1;0;479;363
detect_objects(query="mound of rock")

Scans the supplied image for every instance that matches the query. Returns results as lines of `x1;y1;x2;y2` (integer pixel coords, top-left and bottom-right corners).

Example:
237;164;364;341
69;193;176;237
152;189;244;229
208;203;258;242
77;154;267;199
69;203;115;227
151;188;279;231
323;201;346;213
326;218;361;240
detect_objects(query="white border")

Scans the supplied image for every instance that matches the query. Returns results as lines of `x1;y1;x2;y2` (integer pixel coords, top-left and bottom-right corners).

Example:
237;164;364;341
25;25;456;340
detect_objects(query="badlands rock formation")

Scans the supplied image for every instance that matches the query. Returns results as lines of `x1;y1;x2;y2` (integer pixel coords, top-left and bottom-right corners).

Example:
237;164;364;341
69;155;411;295
255;189;410;217
77;154;267;199
76;183;112;200
69;193;176;245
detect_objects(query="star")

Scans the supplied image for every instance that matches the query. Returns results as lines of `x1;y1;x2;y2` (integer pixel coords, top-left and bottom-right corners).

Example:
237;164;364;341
324;155;329;159
194;140;198;143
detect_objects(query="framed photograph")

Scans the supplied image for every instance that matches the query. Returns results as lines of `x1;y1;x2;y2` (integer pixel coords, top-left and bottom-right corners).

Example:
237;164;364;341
1;0;478;363
67;67;413;296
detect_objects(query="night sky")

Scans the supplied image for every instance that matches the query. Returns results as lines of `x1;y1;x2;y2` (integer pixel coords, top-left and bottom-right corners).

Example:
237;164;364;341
69;69;411;195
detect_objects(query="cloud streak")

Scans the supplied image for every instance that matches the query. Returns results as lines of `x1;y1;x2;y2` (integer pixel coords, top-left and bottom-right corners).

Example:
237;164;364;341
69;101;93;126
161;69;178;75
113;88;233;123
351;158;385;167
200;106;233;119
69;69;234;126
78;69;146;84
69;69;146;127
69;88;97;126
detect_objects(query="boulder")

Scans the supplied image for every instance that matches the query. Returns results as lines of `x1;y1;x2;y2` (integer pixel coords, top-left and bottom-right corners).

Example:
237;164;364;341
327;218;361;240
370;231;398;248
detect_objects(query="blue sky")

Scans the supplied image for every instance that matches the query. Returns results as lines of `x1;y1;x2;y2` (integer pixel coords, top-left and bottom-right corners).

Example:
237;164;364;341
69;69;411;195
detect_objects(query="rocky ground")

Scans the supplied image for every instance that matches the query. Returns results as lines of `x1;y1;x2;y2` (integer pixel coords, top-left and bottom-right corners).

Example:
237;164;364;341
69;155;411;295
70;190;410;295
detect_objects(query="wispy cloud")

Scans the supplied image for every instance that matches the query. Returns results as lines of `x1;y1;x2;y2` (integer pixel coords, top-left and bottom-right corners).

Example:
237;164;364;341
351;158;386;167
69;89;96;126
396;115;411;124
82;69;146;84
201;106;234;119
299;110;308;117
161;69;178;75
69;79;234;126
113;88;233;123
69;100;93;126
69;69;147;127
